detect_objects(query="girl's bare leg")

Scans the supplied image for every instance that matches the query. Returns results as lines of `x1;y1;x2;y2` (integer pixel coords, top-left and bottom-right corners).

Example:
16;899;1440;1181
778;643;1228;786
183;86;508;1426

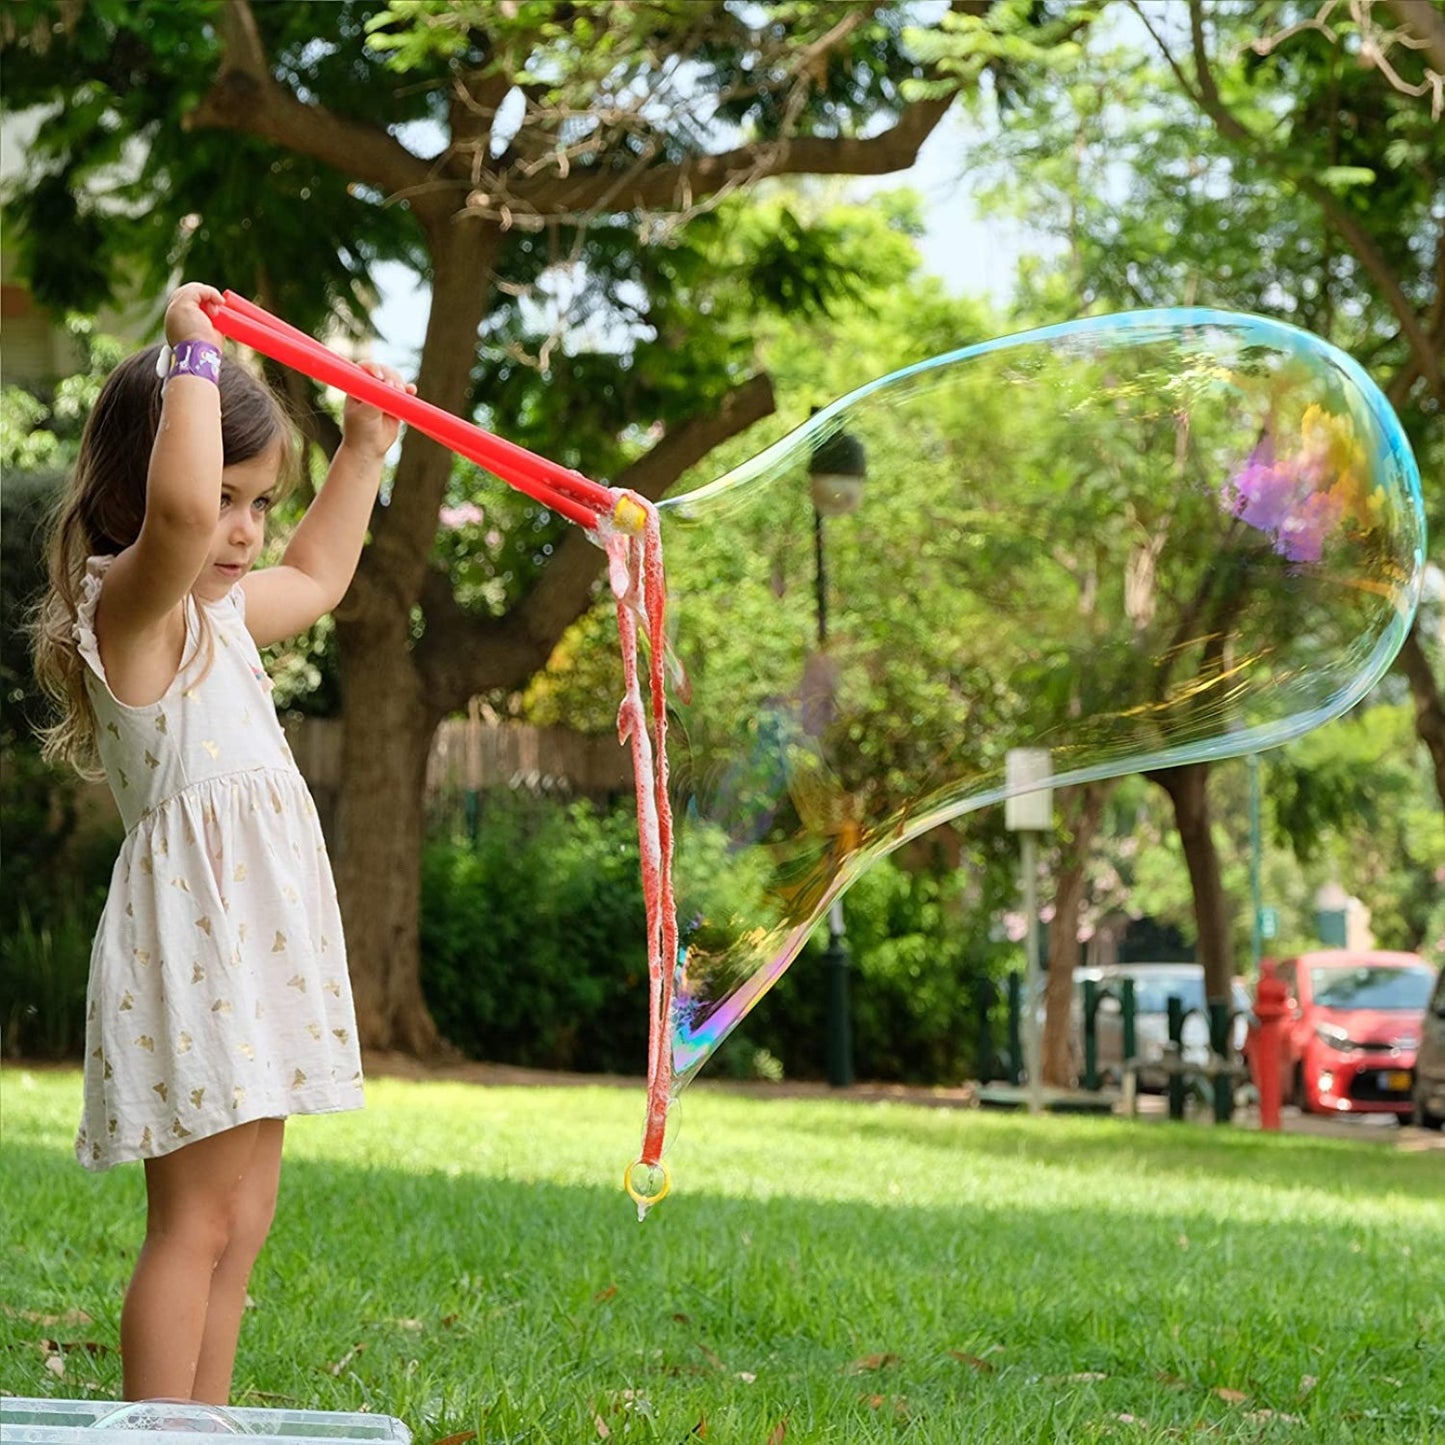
119;1121;268;1401
191;1118;284;1405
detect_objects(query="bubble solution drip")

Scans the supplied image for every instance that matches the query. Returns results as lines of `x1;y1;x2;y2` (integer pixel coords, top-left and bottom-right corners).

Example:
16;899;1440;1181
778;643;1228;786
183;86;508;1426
645;308;1423;1137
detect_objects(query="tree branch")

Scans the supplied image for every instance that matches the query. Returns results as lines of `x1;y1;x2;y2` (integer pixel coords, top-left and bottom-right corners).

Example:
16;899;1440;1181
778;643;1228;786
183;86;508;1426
1384;0;1445;78
1148;0;1445;405
187;0;438;216
518;90;961;218
419;371;776;711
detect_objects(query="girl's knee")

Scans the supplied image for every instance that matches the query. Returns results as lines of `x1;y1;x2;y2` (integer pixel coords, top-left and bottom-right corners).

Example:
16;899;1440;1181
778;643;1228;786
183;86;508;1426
229;1181;279;1261
142;1120;283;1269
144;1201;237;1269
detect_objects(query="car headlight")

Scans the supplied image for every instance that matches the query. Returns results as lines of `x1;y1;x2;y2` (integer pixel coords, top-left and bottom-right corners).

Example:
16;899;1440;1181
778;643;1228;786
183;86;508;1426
1396;1034;1420;1051
1314;1023;1356;1052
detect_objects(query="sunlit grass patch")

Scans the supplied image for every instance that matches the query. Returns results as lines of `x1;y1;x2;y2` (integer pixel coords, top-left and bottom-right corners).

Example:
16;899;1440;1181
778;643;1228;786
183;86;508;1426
2;1068;1441;1443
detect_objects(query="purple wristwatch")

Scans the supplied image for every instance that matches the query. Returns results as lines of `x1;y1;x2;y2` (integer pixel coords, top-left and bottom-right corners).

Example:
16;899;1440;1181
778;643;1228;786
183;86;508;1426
158;339;222;385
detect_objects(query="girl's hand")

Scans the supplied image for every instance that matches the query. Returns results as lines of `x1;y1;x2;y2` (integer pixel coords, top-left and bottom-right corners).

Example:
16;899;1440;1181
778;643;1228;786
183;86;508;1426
341;362;415;460
164;282;225;347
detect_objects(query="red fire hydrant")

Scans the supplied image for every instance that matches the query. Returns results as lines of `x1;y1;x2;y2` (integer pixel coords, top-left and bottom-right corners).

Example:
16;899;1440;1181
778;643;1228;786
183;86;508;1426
1252;961;1289;1131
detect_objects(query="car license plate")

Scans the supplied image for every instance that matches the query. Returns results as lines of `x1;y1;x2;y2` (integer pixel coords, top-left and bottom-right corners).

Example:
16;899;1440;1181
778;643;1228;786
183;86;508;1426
1380;1070;1411;1092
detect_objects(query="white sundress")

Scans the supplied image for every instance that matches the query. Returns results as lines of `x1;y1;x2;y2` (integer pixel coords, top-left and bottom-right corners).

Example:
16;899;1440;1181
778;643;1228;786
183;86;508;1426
74;556;364;1171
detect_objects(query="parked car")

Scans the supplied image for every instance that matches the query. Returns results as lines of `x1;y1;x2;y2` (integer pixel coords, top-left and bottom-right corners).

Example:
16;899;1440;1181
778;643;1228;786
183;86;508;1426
1074;963;1247;1091
1245;950;1435;1118
1412;961;1445;1130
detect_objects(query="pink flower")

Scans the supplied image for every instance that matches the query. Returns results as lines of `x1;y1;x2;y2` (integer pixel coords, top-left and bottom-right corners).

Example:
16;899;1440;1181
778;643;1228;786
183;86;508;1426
439;502;485;529
1222;437;1341;563
1221;407;1367;564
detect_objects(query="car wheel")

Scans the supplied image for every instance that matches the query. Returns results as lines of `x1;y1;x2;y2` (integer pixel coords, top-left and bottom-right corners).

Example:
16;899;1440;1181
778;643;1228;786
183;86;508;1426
1414;1083;1445;1131
1292;1065;1309;1113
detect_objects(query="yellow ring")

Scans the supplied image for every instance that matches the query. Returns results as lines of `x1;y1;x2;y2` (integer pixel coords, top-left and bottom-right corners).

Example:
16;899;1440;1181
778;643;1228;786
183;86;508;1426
611;493;649;535
623;1158;672;1208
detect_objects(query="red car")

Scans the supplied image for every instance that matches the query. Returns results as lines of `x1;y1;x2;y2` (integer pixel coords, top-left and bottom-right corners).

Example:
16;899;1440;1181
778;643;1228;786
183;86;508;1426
1246;950;1435;1118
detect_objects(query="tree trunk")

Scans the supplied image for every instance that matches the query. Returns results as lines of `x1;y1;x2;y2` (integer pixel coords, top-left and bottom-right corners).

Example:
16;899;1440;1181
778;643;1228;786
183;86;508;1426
1396;616;1445;811
1041;782;1110;1086
331;611;441;1054
1150;761;1235;1002
327;225;497;1053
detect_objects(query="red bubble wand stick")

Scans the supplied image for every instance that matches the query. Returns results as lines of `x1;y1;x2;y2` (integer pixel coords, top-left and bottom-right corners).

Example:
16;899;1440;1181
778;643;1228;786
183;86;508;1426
207;291;641;532
206;293;680;1216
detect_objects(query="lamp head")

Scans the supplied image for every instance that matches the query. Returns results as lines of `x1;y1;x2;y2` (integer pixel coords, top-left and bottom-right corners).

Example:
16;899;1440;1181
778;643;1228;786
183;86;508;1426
809;428;868;516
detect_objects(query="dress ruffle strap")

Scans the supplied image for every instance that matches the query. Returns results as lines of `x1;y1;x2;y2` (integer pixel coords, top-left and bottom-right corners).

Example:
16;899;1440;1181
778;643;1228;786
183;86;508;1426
73;555;116;683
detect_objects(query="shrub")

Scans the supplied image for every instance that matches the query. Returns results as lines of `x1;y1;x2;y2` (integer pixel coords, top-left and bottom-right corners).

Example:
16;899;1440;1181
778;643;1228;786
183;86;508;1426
420;796;651;1073
728;855;1008;1085
419;794;1009;1085
0;746;120;1060
0;904;94;1059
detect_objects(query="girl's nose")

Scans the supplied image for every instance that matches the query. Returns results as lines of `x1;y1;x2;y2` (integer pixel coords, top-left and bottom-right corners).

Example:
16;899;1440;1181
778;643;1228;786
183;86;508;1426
230;509;261;543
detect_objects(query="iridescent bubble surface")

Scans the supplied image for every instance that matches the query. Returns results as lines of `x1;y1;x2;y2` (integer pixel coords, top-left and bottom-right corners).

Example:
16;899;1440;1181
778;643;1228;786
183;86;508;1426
652;309;1424;1093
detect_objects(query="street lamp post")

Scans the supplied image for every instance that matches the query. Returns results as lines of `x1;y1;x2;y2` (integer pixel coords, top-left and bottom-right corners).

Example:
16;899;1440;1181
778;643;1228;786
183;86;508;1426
809;424;867;1089
1005;749;1053;1115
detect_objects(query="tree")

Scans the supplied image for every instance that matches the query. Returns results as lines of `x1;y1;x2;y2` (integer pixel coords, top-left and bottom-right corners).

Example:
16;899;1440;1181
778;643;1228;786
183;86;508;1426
1126;0;1445;806
940;0;1443;1014
2;0;985;1051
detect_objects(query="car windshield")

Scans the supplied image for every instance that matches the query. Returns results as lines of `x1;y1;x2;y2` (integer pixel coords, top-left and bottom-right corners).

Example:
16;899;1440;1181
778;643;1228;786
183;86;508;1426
1128;975;1207;1013
1309;964;1434;1011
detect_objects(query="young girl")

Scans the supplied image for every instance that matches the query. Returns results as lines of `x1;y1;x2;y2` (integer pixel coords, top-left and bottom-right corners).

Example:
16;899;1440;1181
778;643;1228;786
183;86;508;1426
32;281;414;1404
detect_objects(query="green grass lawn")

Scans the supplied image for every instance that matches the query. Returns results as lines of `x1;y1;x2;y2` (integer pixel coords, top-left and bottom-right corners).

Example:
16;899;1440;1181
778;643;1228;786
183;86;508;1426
2;1068;1442;1444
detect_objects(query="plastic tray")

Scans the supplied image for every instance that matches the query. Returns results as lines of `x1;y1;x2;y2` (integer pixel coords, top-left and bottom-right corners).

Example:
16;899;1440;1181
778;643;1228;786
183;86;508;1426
0;1398;410;1443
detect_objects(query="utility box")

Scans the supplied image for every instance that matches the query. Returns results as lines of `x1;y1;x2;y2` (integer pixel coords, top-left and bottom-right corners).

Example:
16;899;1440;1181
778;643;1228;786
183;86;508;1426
1004;748;1053;832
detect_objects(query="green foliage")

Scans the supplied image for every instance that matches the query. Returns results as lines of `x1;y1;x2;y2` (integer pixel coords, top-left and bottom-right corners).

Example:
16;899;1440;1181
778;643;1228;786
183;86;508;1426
742;848;1017;1085
1268;704;1445;953
0;905;93;1059
419;797;651;1072
0;746;119;1059
910;0;1100;98
0;316;123;467
1;468;64;748
2;320;130;746
0;387;61;470
957;0;1443;513
2;1;426;344
417;794;1014;1084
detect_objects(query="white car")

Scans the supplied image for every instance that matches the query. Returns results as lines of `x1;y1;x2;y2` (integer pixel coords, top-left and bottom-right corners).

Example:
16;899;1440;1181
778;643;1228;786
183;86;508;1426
1073;963;1245;1091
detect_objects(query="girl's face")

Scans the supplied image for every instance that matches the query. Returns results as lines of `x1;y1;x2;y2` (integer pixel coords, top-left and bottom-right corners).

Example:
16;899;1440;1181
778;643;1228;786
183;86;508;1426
193;443;283;604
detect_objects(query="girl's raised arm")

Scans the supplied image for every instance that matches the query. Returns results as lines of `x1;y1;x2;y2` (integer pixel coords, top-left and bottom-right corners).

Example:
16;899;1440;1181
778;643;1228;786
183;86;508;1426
240;362;413;650
96;284;228;702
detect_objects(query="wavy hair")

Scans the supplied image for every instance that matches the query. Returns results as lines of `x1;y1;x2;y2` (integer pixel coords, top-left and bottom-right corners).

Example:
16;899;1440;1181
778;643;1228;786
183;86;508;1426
32;343;294;777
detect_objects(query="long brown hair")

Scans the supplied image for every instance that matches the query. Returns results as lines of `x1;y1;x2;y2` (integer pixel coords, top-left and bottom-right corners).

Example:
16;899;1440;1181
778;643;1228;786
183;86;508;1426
33;343;294;777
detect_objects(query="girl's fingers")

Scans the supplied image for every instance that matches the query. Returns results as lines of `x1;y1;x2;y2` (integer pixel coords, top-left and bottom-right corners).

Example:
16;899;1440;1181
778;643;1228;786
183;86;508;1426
351;361;416;395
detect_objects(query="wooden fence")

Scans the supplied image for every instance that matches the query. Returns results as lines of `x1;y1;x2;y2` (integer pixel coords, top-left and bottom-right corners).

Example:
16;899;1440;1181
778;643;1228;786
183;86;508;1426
285;711;633;839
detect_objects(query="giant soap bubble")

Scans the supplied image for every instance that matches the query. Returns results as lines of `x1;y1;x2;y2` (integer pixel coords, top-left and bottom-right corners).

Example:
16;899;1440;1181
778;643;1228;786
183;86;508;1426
653;309;1423;1102
208;296;1424;1209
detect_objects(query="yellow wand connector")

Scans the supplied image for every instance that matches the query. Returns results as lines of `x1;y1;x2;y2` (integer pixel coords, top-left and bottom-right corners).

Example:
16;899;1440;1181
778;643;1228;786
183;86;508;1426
611;492;649;535
623;1157;672;1220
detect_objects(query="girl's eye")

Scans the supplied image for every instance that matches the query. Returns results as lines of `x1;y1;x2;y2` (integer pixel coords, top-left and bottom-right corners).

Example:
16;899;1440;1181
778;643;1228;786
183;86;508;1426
253;496;272;513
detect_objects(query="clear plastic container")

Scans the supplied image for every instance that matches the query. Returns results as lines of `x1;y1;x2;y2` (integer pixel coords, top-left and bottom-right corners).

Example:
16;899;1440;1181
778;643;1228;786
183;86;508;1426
0;1398;410;1444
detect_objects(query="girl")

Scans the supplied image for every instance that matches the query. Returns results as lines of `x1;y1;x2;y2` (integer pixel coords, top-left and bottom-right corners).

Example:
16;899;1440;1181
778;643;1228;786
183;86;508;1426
32;281;414;1404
